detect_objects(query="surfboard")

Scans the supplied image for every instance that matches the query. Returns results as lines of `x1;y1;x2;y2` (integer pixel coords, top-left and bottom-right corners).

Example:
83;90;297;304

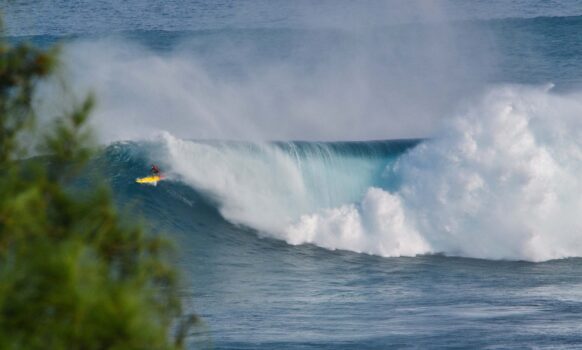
135;175;164;184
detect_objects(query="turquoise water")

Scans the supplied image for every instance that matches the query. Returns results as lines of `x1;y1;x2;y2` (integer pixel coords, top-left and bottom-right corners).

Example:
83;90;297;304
8;1;582;348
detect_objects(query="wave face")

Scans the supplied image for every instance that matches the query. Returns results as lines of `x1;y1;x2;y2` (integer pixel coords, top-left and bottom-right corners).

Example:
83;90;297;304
115;85;580;262
159;136;418;233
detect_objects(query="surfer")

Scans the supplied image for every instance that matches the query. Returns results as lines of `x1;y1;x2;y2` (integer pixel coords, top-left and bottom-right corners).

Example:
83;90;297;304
136;165;164;185
151;164;161;176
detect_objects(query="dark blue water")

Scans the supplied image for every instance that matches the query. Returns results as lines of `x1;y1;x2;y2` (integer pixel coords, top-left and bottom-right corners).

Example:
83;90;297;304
9;1;582;348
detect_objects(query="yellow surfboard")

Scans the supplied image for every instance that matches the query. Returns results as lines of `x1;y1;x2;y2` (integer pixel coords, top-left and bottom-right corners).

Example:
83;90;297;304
135;175;164;184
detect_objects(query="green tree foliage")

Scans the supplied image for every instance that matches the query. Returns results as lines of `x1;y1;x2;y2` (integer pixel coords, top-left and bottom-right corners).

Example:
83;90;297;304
0;24;195;349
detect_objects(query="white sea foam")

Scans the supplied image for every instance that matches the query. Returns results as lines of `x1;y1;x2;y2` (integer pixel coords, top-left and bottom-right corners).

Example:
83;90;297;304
284;188;430;256
391;85;582;261
162;85;582;261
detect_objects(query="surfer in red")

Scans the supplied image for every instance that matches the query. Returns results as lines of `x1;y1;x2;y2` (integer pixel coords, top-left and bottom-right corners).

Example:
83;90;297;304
151;164;161;176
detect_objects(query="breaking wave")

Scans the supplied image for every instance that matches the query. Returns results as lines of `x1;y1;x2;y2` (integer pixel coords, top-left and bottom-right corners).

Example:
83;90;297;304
150;85;582;262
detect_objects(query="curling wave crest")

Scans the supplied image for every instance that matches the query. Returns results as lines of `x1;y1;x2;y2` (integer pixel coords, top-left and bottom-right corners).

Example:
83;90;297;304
161;85;582;261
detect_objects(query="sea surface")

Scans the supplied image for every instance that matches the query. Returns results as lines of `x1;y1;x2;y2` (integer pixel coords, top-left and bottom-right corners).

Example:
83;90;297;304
5;1;582;348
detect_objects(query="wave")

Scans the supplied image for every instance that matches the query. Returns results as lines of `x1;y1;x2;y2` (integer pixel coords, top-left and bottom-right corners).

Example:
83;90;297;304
158;136;417;232
131;85;582;262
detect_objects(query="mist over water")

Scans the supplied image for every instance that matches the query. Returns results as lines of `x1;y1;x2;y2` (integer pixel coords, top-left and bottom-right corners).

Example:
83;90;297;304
35;6;582;145
42;0;498;143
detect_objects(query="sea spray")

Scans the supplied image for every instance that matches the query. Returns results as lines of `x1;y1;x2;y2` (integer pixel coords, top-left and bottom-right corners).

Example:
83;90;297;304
50;15;489;143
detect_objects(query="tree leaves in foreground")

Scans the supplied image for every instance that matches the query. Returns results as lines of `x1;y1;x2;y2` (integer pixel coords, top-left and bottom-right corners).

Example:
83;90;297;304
0;29;195;349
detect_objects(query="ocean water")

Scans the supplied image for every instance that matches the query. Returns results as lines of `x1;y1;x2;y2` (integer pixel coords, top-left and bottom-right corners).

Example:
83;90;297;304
6;1;582;348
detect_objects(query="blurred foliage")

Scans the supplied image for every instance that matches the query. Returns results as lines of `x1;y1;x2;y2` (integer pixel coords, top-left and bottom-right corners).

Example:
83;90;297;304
0;19;197;350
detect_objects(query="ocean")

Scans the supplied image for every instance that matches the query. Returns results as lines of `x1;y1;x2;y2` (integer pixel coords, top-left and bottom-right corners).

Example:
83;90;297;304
6;1;582;348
